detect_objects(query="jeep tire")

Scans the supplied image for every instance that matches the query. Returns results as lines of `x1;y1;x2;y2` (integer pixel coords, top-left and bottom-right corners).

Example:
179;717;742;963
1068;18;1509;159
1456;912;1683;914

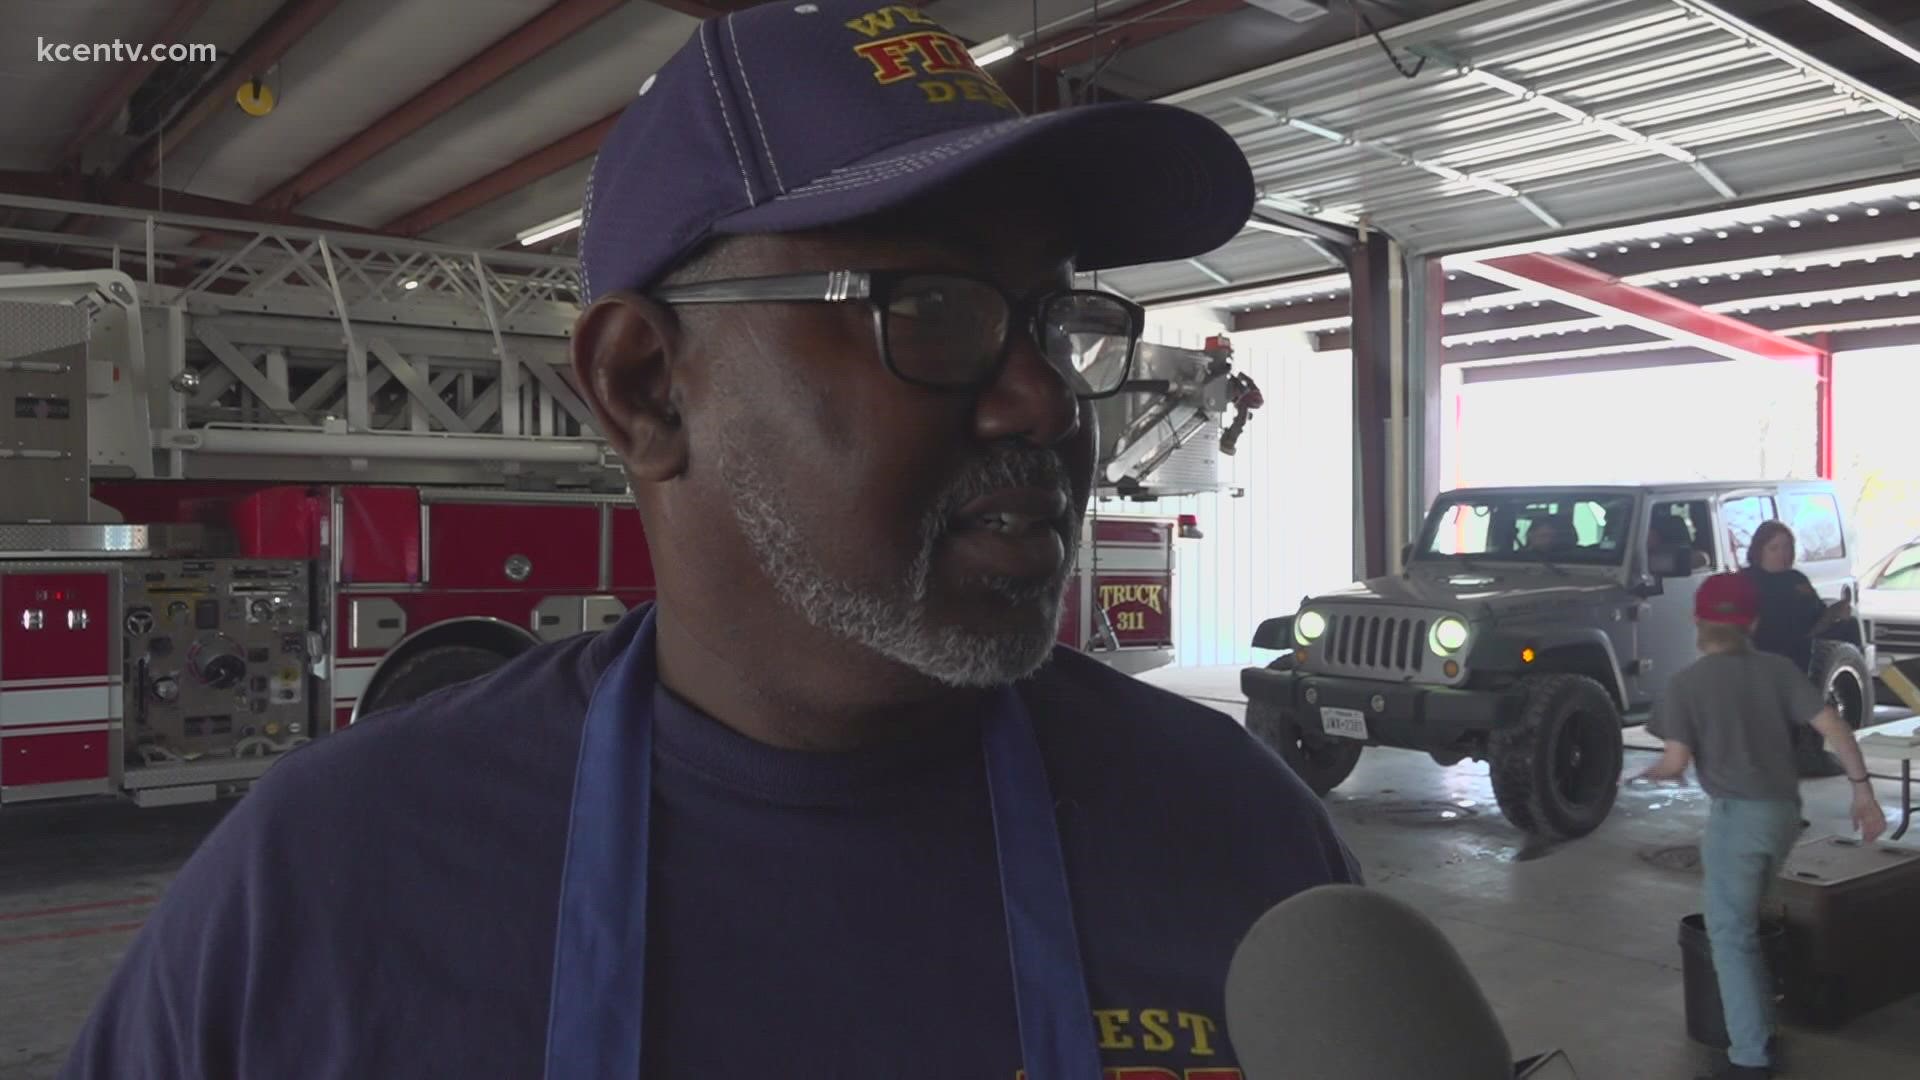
1489;674;1623;839
1809;640;1872;729
1248;698;1364;797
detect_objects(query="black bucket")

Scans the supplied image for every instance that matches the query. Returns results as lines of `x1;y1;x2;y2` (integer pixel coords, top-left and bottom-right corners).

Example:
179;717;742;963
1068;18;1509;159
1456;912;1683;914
1679;913;1789;1048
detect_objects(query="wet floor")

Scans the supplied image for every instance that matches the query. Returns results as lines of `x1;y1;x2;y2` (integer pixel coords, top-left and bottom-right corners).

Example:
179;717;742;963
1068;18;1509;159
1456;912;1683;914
1144;665;1920;1080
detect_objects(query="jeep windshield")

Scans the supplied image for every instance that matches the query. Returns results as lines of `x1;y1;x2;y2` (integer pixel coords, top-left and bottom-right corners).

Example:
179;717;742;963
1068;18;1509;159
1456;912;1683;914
1415;492;1636;567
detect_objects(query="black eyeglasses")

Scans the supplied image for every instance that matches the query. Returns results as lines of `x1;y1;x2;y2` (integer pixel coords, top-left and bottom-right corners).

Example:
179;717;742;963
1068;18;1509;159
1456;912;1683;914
652;270;1144;399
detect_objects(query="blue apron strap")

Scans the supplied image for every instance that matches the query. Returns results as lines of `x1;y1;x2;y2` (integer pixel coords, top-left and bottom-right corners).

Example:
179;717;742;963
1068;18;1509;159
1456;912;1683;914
544;610;1099;1079
983;688;1104;1080
544;609;659;1080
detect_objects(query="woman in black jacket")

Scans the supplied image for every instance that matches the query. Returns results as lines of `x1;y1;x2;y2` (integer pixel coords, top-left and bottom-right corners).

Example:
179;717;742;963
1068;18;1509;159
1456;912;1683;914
1744;520;1852;777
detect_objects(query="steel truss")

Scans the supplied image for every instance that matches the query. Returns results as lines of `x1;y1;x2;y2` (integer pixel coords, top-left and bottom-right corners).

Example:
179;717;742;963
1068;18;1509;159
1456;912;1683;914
0;193;616;488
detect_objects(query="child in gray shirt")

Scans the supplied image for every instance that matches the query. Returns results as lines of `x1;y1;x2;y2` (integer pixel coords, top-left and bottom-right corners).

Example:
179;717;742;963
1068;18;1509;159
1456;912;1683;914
1639;572;1884;1079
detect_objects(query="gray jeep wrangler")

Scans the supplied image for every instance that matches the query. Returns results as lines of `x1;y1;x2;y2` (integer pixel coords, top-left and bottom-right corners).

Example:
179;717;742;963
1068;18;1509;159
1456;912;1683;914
1242;482;1873;839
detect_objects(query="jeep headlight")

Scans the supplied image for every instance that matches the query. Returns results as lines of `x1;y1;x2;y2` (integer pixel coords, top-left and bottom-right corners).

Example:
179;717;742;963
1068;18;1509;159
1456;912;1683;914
1429;616;1469;655
1295;610;1327;645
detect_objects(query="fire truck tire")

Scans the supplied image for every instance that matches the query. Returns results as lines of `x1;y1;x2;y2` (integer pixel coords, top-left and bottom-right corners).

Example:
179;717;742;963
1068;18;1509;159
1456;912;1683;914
363;645;512;716
1247;699;1363;797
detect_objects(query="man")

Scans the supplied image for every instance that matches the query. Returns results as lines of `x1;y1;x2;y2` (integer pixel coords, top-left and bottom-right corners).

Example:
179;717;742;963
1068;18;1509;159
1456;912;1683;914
61;3;1356;1078
1636;573;1884;1080
1525;515;1572;554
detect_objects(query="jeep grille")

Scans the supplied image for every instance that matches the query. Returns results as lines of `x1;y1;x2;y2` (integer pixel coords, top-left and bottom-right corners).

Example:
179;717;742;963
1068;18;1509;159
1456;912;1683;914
1874;620;1920;654
1320;611;1428;677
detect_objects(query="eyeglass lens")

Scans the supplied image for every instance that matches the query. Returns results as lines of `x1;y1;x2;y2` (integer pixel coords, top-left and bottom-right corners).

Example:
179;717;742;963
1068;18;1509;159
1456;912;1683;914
883;275;1135;396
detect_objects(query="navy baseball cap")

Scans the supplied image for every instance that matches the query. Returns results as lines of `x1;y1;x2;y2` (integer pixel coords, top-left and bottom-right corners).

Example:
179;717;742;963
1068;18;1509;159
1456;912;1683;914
579;0;1255;301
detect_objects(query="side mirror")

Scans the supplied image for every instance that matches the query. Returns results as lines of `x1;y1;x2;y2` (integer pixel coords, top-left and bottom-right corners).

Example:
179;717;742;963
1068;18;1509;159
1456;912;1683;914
1648;547;1692;578
1252;616;1294;650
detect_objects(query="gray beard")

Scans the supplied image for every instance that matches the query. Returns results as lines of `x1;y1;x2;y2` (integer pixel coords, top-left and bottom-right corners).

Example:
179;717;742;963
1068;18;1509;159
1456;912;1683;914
716;434;1076;688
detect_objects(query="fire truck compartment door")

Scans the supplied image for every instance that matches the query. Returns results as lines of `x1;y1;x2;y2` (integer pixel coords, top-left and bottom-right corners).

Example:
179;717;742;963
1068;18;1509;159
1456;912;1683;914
531;596;628;642
349;598;408;651
531;596;584;642
428;503;598;589
582;596;627;632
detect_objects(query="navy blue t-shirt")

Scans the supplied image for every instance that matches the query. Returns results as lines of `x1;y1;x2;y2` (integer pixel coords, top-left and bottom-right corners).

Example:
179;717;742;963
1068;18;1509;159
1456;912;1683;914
61;609;1357;1078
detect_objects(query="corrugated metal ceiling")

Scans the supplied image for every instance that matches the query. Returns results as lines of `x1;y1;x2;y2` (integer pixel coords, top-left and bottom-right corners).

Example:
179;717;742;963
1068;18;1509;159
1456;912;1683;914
1097;0;1920;303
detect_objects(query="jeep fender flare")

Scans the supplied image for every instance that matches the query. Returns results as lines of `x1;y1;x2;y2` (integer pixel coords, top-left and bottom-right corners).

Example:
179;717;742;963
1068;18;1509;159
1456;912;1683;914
1470;627;1630;712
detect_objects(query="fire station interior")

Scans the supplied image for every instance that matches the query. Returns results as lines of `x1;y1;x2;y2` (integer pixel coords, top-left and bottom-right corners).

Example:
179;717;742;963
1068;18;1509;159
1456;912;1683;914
4;0;1920;1077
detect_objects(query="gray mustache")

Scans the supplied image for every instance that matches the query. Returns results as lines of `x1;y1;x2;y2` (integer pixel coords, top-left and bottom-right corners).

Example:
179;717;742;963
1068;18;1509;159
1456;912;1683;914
935;450;1073;524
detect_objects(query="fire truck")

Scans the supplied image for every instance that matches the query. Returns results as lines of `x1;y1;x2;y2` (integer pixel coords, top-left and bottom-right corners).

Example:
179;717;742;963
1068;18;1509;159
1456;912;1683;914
0;197;1256;809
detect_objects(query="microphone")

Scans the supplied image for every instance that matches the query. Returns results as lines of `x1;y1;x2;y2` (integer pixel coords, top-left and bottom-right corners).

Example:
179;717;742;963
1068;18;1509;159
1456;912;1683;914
1224;885;1574;1080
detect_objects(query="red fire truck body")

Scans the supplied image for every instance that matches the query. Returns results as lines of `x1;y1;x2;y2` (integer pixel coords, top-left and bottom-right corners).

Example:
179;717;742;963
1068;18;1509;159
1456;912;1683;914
0;241;1252;810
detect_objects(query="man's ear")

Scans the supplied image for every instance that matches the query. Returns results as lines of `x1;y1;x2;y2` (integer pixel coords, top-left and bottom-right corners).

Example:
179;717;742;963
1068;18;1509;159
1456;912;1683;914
571;293;687;482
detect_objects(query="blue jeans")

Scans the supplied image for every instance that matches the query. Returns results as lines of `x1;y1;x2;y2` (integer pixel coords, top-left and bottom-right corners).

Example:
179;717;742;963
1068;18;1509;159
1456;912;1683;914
1702;797;1802;1068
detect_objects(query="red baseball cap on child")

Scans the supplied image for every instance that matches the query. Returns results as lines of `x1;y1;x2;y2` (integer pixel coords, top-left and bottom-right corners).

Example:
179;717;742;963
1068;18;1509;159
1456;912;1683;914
1695;572;1760;625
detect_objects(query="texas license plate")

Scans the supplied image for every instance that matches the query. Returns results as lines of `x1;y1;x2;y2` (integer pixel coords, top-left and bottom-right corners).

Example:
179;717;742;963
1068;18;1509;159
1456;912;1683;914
1320;706;1369;740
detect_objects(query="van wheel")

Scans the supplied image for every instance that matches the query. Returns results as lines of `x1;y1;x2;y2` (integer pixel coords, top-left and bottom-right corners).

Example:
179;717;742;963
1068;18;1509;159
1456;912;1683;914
361;645;510;717
1489;674;1623;839
1248;699;1364;796
1809;641;1872;729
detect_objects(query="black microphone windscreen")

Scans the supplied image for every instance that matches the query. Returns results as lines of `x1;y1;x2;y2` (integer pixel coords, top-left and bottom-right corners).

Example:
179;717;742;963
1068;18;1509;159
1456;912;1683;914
1224;884;1513;1080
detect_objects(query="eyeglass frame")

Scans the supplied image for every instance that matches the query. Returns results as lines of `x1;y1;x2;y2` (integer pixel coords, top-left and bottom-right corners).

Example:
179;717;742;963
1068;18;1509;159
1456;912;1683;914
650;269;1145;400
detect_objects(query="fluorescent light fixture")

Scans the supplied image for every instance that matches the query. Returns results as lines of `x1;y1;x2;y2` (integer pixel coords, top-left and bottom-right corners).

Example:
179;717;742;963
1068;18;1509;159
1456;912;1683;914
968;34;1019;66
1243;218;1305;236
517;211;583;247
1801;0;1920;66
402;279;419;290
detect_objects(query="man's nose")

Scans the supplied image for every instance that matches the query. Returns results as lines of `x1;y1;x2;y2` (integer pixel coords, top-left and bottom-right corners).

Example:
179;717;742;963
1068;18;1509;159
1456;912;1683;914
973;330;1081;447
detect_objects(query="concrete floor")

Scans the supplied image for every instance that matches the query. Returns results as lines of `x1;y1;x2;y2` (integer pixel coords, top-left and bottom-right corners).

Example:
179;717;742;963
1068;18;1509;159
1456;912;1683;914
2;668;1917;1080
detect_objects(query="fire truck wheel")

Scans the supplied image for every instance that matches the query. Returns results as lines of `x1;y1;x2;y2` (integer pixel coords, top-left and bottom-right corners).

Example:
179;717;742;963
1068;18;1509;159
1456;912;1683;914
1246;699;1363;797
363;645;512;716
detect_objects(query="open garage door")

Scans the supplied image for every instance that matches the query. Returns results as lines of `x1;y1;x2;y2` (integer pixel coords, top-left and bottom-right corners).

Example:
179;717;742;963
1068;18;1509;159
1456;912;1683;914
1445;358;1819;488
1835;347;1920;569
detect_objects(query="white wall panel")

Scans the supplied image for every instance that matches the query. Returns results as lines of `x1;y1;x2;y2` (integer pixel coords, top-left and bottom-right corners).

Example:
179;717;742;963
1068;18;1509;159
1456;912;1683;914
1097;319;1355;667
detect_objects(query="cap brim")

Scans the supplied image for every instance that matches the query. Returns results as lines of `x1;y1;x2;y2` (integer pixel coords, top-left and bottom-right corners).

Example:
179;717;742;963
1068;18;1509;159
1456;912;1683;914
710;102;1255;272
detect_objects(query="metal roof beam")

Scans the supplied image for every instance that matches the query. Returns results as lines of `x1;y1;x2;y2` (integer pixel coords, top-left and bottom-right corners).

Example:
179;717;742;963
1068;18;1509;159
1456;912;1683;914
1024;0;1248;73
1310;259;1920;350
55;0;218;170
648;0;779;17
380;114;618;238
0;169;384;236
250;0;627;212
1232;294;1350;332
1452;250;1823;368
120;0;350;182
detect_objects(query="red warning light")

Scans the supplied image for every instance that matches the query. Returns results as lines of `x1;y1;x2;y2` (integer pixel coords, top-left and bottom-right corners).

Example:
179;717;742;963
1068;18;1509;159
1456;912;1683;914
52;590;65;601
